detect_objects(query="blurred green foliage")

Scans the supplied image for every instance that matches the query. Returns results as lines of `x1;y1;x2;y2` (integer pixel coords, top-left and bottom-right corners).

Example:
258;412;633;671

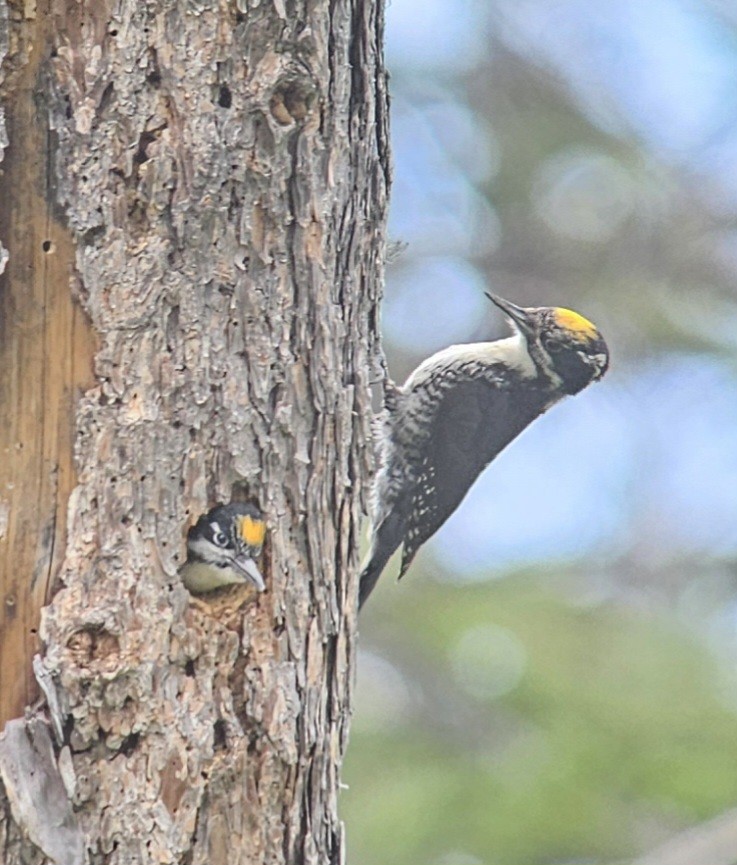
346;573;737;864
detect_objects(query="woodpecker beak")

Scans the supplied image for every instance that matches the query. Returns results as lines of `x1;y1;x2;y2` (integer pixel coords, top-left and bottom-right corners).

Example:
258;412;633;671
230;555;266;592
485;293;535;333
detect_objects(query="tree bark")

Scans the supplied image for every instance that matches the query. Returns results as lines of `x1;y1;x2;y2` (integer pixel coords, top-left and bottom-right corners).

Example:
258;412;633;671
0;0;389;862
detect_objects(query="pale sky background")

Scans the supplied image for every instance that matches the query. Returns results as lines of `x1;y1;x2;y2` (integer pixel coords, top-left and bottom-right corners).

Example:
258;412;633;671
382;0;737;576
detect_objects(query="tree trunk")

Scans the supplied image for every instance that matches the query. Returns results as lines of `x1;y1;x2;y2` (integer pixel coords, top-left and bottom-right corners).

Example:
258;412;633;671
0;0;389;862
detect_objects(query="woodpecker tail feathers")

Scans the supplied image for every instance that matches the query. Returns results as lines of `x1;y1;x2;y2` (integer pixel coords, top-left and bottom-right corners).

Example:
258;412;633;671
358;509;406;609
358;558;383;609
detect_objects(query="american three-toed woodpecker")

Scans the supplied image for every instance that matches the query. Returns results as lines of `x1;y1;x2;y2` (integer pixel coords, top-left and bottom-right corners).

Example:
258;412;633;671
359;293;610;607
180;502;266;594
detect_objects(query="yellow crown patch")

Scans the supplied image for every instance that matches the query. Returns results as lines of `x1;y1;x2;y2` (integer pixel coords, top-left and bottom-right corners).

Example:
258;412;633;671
239;515;266;548
553;308;598;339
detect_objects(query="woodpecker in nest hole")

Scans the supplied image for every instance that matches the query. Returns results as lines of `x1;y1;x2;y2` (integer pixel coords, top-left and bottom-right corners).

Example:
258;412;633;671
180;502;266;594
359;293;609;608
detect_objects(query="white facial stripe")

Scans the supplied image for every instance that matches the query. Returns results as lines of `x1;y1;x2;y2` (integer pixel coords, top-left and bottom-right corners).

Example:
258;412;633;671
539;348;563;387
405;333;536;388
189;535;230;565
579;350;607;366
587;352;609;378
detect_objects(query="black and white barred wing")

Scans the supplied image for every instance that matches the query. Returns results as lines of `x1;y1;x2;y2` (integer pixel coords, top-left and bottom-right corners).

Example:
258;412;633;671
398;378;533;577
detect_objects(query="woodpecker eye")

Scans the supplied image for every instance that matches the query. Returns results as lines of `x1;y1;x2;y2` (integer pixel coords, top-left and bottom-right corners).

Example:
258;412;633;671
543;338;563;354
212;529;229;547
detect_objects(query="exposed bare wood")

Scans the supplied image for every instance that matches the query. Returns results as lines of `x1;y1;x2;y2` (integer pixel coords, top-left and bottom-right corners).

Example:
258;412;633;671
0;0;97;726
0;717;84;865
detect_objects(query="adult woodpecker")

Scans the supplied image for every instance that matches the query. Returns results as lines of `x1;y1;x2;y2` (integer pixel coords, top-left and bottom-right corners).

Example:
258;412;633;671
180;502;266;594
359;293;609;608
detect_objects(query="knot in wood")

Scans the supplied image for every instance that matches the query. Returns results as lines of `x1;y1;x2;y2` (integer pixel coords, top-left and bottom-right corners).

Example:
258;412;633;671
269;78;316;126
66;625;121;667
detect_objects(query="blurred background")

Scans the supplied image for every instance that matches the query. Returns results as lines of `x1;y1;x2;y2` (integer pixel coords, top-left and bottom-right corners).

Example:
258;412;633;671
343;0;737;863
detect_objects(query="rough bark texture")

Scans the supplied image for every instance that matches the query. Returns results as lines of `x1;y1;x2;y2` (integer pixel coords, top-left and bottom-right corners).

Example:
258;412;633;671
0;0;389;862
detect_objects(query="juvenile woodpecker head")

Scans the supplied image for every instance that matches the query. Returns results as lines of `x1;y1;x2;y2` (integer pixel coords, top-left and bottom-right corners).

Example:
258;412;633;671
487;293;609;395
181;502;266;594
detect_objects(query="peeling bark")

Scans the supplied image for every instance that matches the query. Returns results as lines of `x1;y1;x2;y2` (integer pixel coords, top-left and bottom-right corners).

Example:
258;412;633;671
0;718;84;865
0;0;389;862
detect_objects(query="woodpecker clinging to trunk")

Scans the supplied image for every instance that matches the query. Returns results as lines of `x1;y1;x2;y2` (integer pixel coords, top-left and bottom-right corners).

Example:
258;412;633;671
359;293;609;608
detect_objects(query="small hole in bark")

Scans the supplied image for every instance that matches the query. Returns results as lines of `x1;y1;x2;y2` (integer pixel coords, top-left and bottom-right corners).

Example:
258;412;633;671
184;660;195;677
98;82;115;113
82;225;105;245
119;732;140;756
213;720;227;751
218;84;232;108
42;239;54;253
62;716;74;743
109;28;118;36
133;131;157;165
